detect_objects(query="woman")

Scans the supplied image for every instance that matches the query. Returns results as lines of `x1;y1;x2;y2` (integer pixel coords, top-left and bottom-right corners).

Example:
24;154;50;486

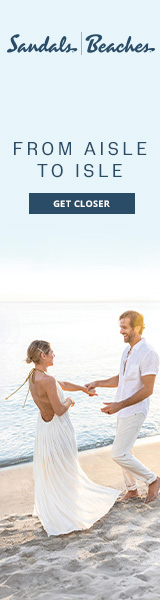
24;339;120;536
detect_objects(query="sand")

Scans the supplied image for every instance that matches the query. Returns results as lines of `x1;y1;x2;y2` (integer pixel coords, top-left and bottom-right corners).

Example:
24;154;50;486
0;436;160;600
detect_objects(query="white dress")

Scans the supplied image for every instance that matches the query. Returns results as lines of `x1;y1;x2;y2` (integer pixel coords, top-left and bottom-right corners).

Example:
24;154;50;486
33;382;120;536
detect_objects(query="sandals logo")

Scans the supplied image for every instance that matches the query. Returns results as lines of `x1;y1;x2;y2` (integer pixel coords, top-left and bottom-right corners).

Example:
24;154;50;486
7;34;155;54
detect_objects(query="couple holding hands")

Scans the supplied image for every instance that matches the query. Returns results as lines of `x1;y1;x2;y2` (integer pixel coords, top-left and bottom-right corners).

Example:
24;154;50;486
7;310;159;536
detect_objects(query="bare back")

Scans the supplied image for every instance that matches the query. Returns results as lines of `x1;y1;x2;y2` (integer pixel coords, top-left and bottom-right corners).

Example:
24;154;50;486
29;371;55;422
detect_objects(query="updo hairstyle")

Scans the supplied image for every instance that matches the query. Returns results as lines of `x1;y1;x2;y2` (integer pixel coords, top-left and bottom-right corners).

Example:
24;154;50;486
26;340;51;364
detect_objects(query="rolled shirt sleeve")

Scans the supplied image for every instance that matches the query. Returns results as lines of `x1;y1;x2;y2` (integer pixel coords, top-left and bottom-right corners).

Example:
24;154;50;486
140;350;159;377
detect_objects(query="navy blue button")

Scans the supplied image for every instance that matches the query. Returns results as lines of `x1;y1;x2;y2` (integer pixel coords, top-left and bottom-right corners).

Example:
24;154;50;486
29;193;135;214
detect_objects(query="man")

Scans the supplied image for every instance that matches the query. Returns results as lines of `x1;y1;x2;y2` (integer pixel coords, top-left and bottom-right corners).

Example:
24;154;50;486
86;310;160;503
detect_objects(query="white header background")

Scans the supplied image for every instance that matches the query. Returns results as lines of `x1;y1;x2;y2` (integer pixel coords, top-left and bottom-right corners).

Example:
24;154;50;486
1;1;160;300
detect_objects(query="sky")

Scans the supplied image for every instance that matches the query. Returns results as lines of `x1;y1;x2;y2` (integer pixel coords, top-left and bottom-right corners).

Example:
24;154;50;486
1;1;160;301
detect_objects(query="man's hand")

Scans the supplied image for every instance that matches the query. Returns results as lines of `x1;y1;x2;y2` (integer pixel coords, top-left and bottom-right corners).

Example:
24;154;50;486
85;381;98;393
101;402;120;415
83;385;98;397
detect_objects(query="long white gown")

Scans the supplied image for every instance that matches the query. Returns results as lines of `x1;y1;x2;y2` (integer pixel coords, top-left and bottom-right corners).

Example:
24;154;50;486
33;382;120;536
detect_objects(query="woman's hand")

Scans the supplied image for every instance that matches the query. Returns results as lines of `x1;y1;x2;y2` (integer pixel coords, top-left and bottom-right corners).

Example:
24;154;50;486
58;381;98;396
82;385;98;396
85;382;98;395
66;396;75;407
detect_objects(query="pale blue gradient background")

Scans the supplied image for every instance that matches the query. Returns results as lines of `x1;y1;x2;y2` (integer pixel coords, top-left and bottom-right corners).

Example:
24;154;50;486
1;1;160;300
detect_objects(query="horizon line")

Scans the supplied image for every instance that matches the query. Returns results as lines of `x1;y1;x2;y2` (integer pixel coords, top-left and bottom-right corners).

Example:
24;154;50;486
0;300;160;304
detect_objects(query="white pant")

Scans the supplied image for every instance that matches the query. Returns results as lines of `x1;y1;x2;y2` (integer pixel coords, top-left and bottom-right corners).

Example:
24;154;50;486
111;413;156;491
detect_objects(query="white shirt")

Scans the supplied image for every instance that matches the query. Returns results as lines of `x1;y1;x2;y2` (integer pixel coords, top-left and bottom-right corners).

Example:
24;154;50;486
115;338;159;418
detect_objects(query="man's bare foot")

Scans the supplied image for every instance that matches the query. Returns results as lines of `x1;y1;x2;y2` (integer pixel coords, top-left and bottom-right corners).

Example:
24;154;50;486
122;489;139;500
145;477;160;504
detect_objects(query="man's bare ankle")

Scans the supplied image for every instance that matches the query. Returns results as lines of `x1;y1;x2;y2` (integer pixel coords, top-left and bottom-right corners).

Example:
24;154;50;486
145;476;160;504
149;476;159;489
122;489;139;500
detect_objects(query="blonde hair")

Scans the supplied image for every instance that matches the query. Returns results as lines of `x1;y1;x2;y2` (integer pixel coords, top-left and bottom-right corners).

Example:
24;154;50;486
26;340;51;364
4;340;51;408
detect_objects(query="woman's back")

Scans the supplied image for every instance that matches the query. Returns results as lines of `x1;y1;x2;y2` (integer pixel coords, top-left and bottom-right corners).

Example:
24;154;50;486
29;371;55;422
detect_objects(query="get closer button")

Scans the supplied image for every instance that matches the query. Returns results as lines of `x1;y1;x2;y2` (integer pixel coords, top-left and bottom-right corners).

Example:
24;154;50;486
54;198;110;208
29;193;135;214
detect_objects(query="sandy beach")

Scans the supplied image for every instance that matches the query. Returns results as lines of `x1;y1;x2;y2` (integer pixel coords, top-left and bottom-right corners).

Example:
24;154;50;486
0;436;160;600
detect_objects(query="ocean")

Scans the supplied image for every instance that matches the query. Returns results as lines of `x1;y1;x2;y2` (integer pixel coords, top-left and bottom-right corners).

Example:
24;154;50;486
0;301;160;467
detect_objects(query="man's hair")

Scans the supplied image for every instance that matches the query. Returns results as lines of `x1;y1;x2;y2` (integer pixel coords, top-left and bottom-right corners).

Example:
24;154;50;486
119;311;145;334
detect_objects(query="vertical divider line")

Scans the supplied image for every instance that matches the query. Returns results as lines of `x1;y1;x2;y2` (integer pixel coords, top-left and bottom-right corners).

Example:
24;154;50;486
81;32;83;55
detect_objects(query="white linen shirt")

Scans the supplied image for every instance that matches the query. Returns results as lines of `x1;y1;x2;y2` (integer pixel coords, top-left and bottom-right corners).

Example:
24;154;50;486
115;338;159;418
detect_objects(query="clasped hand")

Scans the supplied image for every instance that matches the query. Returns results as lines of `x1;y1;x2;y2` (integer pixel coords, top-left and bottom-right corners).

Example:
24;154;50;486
83;386;98;397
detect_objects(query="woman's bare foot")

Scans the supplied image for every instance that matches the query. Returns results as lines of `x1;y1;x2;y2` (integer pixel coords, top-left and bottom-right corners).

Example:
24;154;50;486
145;477;160;504
122;489;139;500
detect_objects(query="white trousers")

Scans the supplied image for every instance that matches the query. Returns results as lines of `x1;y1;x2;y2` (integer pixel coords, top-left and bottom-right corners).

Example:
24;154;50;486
111;413;156;491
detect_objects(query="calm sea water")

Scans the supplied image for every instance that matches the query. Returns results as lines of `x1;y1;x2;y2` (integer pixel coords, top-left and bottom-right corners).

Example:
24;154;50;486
0;301;160;467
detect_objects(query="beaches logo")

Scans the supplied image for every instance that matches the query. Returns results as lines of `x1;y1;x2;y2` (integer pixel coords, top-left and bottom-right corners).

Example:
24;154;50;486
7;33;155;54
